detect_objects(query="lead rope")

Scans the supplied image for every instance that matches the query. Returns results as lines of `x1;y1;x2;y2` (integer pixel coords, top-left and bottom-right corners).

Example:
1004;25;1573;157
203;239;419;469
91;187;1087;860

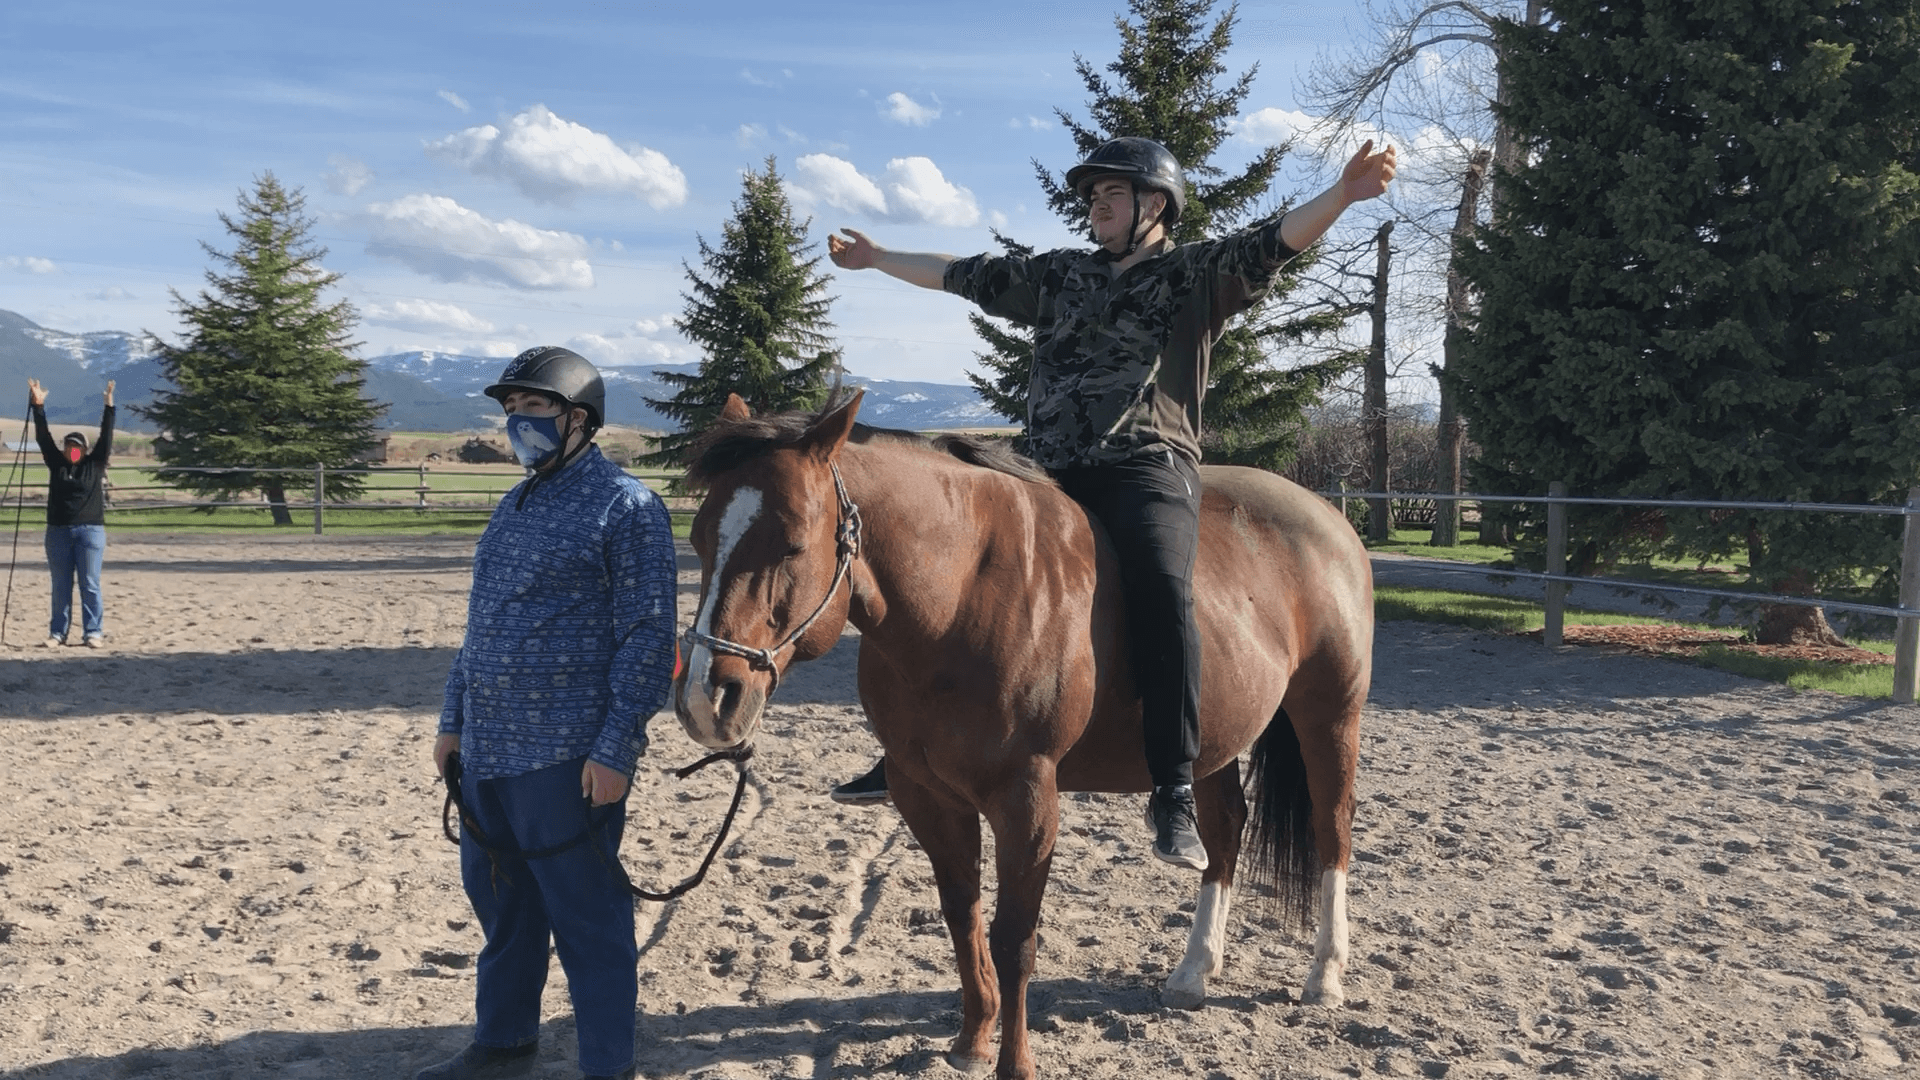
442;744;754;903
0;406;34;647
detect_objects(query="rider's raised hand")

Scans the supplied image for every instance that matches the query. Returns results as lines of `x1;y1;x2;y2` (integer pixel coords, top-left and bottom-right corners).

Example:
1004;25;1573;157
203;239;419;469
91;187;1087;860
27;379;45;407
827;228;881;271
104;380;115;407
1340;140;1399;205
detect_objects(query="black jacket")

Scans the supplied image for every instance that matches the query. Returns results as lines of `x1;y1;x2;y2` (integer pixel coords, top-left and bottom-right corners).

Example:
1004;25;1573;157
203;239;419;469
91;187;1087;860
33;403;114;527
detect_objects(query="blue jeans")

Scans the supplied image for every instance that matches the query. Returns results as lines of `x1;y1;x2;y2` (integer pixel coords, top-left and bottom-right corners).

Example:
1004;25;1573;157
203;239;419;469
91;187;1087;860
459;757;637;1076
45;524;106;640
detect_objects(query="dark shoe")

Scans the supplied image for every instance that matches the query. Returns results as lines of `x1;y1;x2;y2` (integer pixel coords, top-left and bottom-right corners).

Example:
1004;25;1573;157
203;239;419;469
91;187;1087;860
1145;785;1209;871
415;1041;537;1080
830;758;889;805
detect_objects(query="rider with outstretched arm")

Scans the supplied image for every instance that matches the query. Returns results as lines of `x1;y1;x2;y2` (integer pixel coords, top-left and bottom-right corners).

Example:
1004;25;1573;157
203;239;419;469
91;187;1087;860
825;136;1396;871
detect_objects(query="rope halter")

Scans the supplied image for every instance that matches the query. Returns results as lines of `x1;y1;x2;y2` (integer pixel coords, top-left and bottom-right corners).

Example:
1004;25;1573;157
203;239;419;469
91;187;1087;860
680;462;862;693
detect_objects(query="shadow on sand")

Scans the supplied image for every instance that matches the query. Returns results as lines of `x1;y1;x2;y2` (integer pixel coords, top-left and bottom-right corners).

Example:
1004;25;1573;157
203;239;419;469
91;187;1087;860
16;976;1246;1079
0;646;460;719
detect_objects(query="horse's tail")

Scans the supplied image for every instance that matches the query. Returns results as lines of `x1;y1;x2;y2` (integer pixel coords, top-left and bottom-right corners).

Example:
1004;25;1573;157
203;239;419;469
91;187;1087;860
1245;704;1321;934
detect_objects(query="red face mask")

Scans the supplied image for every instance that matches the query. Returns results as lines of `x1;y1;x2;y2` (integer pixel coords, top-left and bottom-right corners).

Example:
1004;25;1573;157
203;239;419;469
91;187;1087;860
66;446;84;464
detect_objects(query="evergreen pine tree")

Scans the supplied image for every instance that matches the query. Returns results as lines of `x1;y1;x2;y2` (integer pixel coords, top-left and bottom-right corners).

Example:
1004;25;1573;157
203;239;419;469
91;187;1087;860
973;0;1351;470
1456;0;1920;642
143;173;384;526
647;157;838;464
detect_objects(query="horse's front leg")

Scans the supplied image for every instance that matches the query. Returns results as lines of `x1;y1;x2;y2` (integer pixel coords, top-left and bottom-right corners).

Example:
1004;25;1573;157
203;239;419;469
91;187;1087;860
1165;758;1246;1009
889;768;997;1072
982;769;1060;1080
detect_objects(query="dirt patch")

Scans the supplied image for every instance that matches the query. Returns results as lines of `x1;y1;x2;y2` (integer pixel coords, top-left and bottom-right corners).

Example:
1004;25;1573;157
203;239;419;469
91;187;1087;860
2;540;1916;1079
1534;623;1895;666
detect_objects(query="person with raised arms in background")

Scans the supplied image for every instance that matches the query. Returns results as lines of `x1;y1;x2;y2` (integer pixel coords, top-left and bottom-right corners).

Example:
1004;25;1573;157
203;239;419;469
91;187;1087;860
824;136;1396;872
27;377;115;649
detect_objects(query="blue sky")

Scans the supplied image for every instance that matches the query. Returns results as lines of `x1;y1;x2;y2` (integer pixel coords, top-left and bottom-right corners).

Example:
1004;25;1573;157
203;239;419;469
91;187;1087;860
2;0;1371;385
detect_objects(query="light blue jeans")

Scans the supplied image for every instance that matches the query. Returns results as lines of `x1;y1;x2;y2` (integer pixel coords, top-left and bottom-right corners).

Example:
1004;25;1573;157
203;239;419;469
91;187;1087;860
46;524;106;640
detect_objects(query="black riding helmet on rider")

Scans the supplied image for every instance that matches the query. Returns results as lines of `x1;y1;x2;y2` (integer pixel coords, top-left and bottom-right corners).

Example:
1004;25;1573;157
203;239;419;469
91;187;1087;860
1065;136;1188;255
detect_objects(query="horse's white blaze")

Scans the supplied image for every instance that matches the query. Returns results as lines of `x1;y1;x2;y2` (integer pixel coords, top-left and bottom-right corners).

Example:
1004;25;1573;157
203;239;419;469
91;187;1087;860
684;487;762;730
1303;868;1350;1006
1165;880;1231;1008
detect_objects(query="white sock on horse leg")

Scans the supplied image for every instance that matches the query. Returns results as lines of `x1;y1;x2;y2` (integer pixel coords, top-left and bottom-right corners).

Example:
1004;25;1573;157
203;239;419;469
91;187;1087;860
1165;880;1230;1007
1305;868;1350;1005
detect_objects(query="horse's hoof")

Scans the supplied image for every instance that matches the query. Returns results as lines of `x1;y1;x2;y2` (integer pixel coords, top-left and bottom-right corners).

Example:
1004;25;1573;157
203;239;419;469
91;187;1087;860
1300;982;1346;1008
1162;974;1207;1010
944;1050;992;1074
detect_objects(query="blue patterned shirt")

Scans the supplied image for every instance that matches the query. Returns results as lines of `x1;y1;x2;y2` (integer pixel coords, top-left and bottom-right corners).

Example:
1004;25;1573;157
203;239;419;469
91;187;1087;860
440;446;678;780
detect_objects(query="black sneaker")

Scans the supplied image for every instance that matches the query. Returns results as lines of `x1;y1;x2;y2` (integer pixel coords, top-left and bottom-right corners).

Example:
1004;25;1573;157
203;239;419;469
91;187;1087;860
1144;785;1209;871
829;758;889;805
415;1041;537;1080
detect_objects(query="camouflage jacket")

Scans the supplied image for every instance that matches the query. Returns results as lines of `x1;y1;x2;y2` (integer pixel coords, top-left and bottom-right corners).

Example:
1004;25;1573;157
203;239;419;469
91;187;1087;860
943;221;1301;469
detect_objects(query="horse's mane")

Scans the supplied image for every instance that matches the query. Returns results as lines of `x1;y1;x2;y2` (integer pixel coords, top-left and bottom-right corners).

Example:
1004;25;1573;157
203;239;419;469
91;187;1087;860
685;390;1055;487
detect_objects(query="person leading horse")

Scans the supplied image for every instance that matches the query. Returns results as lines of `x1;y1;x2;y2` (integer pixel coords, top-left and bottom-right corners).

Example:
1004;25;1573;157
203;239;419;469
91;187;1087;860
825;135;1397;869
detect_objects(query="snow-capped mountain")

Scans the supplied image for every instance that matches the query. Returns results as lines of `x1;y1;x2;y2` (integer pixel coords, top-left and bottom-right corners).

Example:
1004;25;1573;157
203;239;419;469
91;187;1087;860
0;310;1008;433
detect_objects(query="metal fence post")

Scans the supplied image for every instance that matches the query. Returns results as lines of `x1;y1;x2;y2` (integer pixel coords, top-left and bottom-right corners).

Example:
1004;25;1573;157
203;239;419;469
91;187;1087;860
313;463;324;535
1895;485;1920;703
1543;480;1568;647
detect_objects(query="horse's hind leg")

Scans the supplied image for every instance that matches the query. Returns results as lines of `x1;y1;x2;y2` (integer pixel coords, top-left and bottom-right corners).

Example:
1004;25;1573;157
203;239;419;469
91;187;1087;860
1292;690;1363;1007
1164;757;1246;1009
889;773;997;1072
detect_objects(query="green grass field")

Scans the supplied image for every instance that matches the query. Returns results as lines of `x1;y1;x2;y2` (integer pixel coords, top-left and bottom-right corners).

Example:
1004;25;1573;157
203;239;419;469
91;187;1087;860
1375;584;1896;698
81;464;693;537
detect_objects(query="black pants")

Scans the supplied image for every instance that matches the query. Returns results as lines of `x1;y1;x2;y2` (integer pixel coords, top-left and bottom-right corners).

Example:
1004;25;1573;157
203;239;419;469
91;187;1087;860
1053;451;1202;788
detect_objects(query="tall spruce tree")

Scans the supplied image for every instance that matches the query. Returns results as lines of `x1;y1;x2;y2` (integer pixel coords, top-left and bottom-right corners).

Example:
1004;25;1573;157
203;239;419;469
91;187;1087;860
647;157;838;464
970;0;1352;471
1456;0;1920;642
144;174;384;526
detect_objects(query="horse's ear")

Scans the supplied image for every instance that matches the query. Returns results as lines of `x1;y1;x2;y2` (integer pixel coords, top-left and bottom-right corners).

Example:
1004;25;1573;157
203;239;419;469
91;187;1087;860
719;394;751;422
803;390;864;460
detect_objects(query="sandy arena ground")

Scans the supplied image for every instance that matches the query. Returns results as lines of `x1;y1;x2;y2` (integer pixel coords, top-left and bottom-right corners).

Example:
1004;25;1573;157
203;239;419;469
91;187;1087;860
0;535;1915;1079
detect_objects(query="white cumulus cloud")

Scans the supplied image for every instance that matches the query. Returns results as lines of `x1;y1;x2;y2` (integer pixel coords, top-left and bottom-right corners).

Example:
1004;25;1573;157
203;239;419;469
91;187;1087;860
883;92;940;126
565;315;689;366
788;154;979;227
438;89;471;112
325;155;374;196
364;194;595;290
362;298;495;334
3;256;57;274
425;105;688;208
1233;107;1316;146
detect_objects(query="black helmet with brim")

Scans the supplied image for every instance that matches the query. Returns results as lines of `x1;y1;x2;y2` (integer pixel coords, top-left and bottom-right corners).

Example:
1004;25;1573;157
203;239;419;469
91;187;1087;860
484;346;606;430
1065;137;1188;226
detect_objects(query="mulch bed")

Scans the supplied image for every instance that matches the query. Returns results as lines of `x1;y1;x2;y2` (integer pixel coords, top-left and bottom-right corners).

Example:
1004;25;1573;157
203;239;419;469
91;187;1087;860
1526;623;1894;666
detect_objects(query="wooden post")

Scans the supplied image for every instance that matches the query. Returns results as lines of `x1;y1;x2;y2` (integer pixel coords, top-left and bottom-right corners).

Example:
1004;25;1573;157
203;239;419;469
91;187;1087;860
1543;481;1568;647
417;463;430;511
312;463;324;535
1894;485;1920;703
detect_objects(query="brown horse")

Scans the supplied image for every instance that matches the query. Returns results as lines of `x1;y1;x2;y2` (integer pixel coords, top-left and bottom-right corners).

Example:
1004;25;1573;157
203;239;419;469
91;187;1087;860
674;390;1372;1079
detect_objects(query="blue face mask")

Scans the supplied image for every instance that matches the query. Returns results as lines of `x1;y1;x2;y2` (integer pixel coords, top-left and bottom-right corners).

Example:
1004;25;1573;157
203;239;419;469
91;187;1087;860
506;412;568;469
